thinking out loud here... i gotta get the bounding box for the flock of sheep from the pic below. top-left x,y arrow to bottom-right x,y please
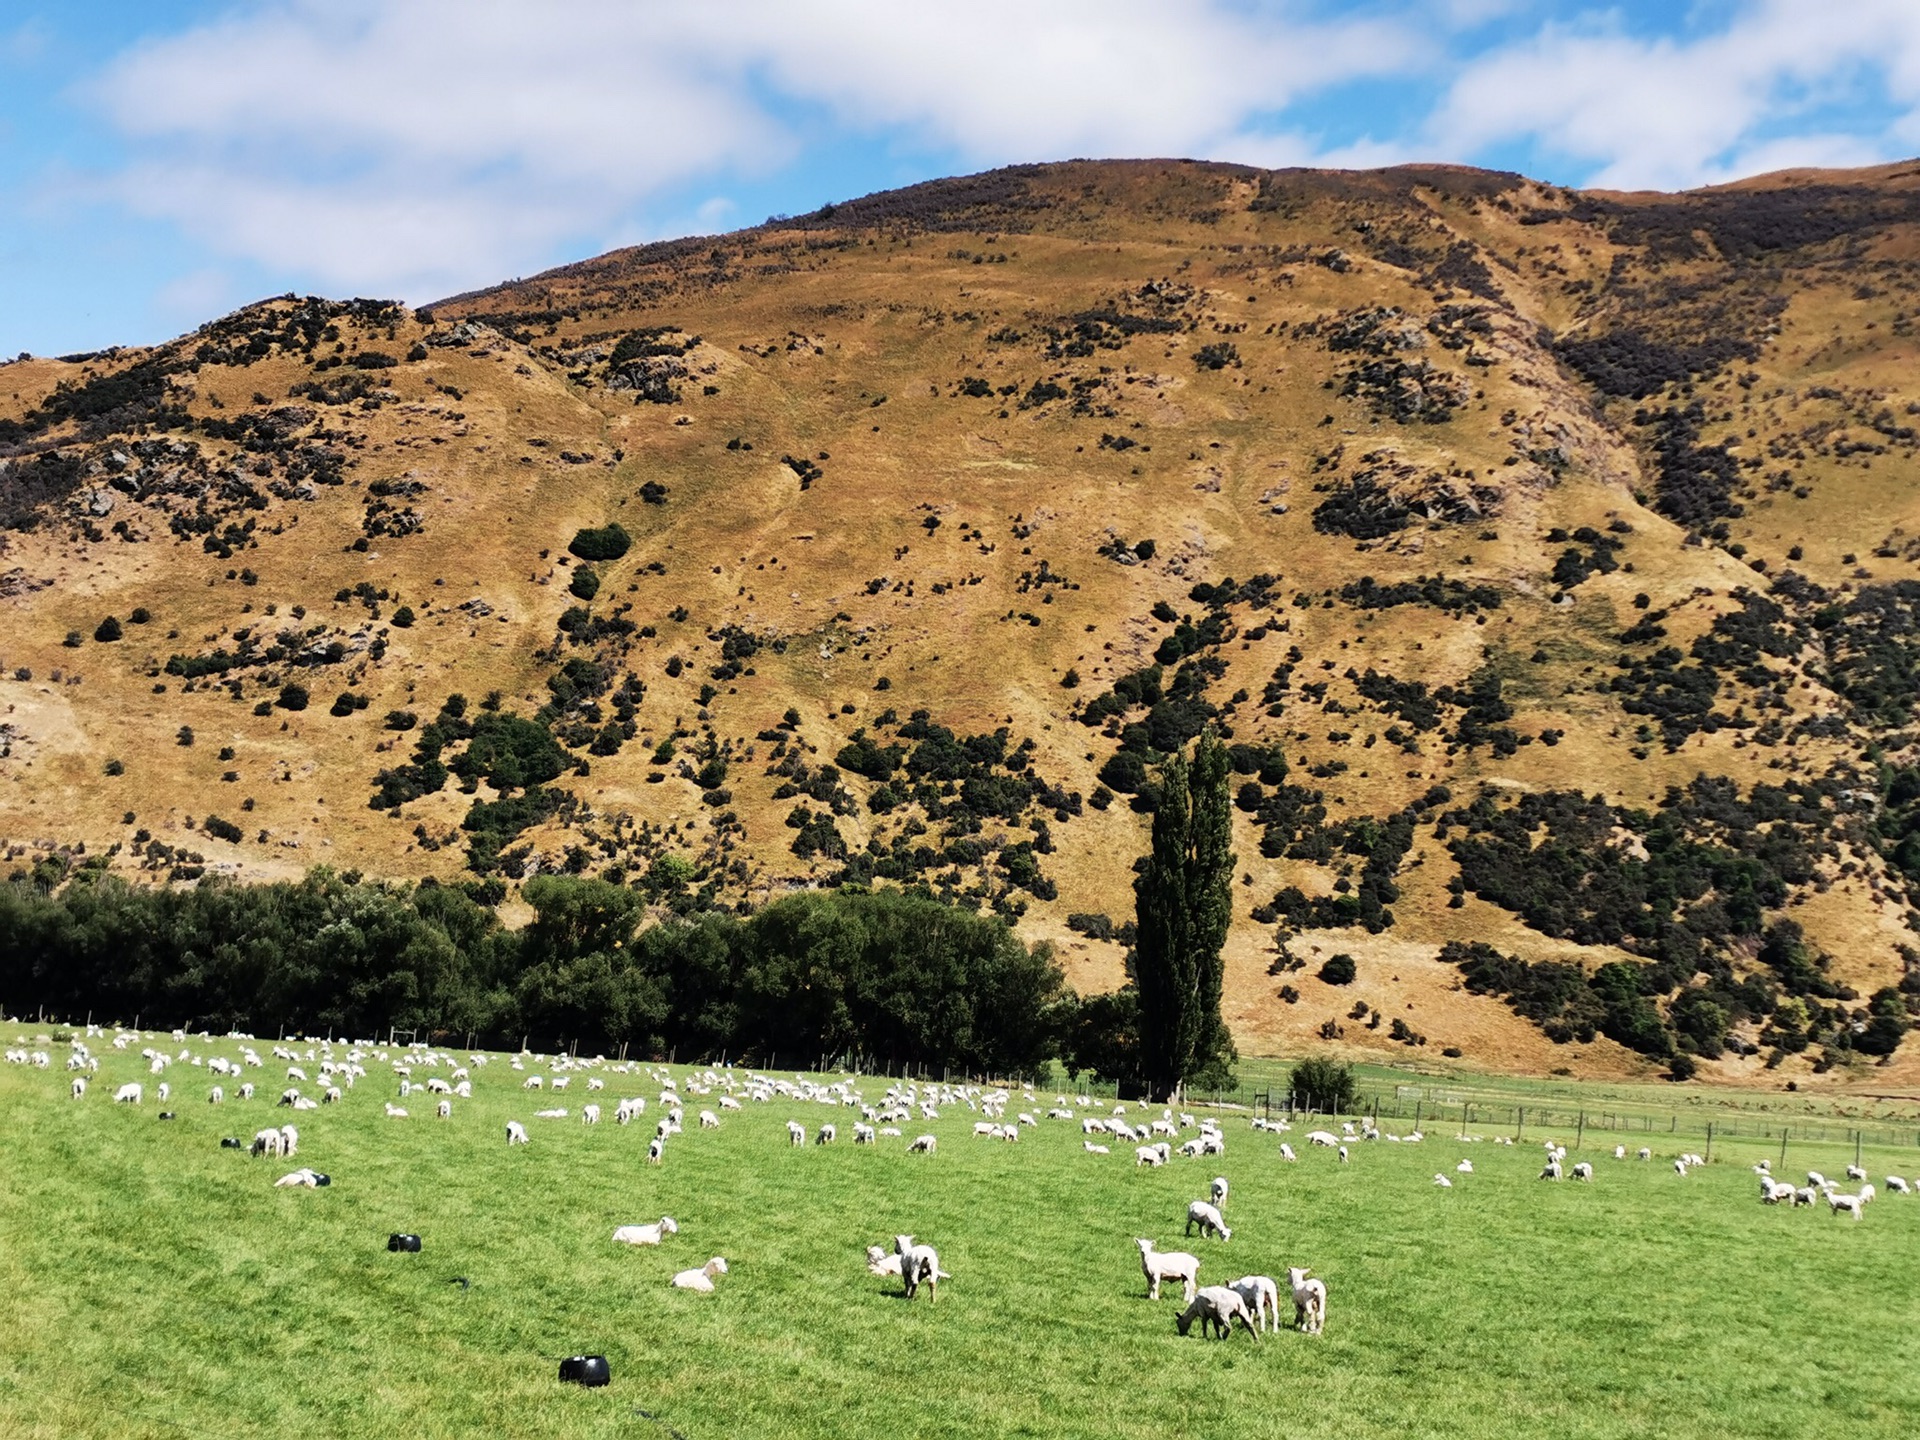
11,1022 -> 1908,1355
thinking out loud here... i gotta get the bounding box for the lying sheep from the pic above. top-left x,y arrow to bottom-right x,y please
894,1235 -> 943,1301
1185,1200 -> 1231,1242
1084,1141 -> 1110,1155
1227,1274 -> 1280,1333
671,1258 -> 728,1292
1176,1286 -> 1259,1340
865,1245 -> 902,1277
1136,1238 -> 1200,1304
274,1168 -> 320,1188
1433,1173 -> 1453,1188
1288,1267 -> 1327,1334
613,1217 -> 679,1246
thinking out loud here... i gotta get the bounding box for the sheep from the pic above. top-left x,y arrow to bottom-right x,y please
1761,1179 -> 1797,1204
670,1258 -> 728,1292
1177,1285 -> 1260,1340
208,1085 -> 224,1106
1846,1163 -> 1868,1182
700,1110 -> 719,1129
1184,1200 -> 1231,1243
648,1137 -> 665,1165
250,1128 -> 283,1158
1859,1183 -> 1876,1205
523,1076 -> 543,1090
852,1123 -> 876,1144
1456,1160 -> 1473,1174
1279,1143 -> 1296,1161
536,1108 -> 568,1120
1673,1158 -> 1688,1176
1227,1274 -> 1280,1333
1136,1238 -> 1200,1303
1084,1141 -> 1111,1155
239,1083 -> 255,1101
1829,1192 -> 1865,1221
1433,1173 -> 1453,1188
1209,1176 -> 1229,1208
274,1168 -> 320,1188
1793,1186 -> 1819,1207
505,1120 -> 529,1145
613,1217 -> 679,1246
816,1123 -> 836,1145
787,1120 -> 806,1146
894,1235 -> 942,1301
155,1083 -> 171,1103
279,1124 -> 298,1156
581,1104 -> 601,1125
384,1103 -> 409,1119
1136,1145 -> 1166,1167
1288,1267 -> 1327,1334
865,1244 -> 904,1276
1637,1147 -> 1651,1161
1886,1176 -> 1911,1194
1540,1160 -> 1562,1181
1614,1145 -> 1627,1160
719,1095 -> 742,1111
1571,1162 -> 1594,1182
322,1086 -> 342,1104
1307,1130 -> 1339,1147
1338,1146 -> 1349,1163
71,1077 -> 87,1099
1807,1171 -> 1827,1189
437,1099 -> 452,1119
907,1134 -> 937,1154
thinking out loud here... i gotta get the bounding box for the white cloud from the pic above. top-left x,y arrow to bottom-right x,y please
73,0 -> 1421,301
1430,0 -> 1920,190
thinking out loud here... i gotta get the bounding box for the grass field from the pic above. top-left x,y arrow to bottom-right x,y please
3,1031 -> 1919,1440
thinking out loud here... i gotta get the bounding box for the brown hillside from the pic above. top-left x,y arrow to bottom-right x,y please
6,158 -> 1920,1088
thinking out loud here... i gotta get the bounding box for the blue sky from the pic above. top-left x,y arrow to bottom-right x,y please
4,1 -> 1919,358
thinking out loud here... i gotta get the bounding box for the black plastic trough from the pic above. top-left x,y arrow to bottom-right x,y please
558,1355 -> 610,1387
388,1233 -> 422,1252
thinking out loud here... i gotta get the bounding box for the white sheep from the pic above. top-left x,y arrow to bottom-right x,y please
1637,1147 -> 1651,1161
865,1244 -> 903,1276
1807,1170 -> 1827,1188
907,1134 -> 937,1154
1793,1186 -> 1819,1207
239,1083 -> 255,1101
700,1110 -> 719,1129
1673,1158 -> 1688,1176
1433,1173 -> 1453,1188
648,1137 -> 666,1165
816,1123 -> 836,1145
156,1083 -> 170,1103
613,1217 -> 679,1246
1288,1266 -> 1327,1334
1614,1145 -> 1626,1160
1540,1160 -> 1562,1181
894,1235 -> 943,1301
1571,1162 -> 1593,1182
852,1123 -> 876,1144
1177,1285 -> 1260,1340
1084,1141 -> 1110,1155
1846,1164 -> 1868,1182
1136,1144 -> 1165,1167
1886,1176 -> 1911,1194
280,1124 -> 298,1156
384,1103 -> 409,1119
1136,1238 -> 1200,1303
274,1168 -> 320,1188
1829,1192 -> 1865,1221
670,1257 -> 728,1292
437,1099 -> 452,1119
787,1120 -> 806,1146
1279,1143 -> 1296,1161
250,1127 -> 283,1158
505,1120 -> 529,1145
1456,1160 -> 1473,1173
1210,1176 -> 1229,1208
1185,1200 -> 1231,1242
1227,1274 -> 1281,1333
1760,1178 -> 1797,1204
71,1077 -> 88,1099
208,1085 -> 224,1106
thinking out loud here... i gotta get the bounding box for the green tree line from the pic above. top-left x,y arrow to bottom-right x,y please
0,871 -> 1068,1077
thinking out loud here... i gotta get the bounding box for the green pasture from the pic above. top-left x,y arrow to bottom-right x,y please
2,1033 -> 1918,1439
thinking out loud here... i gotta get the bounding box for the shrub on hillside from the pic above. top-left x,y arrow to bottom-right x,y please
1318,953 -> 1357,985
568,523 -> 632,562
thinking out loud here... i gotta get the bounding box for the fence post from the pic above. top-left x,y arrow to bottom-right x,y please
1855,1131 -> 1863,1171
1576,1110 -> 1585,1151
1705,1122 -> 1713,1165
1779,1127 -> 1788,1169
1516,1105 -> 1525,1140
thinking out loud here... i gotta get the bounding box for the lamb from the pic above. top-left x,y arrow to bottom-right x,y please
700,1110 -> 719,1129
1136,1238 -> 1200,1303
505,1120 -> 530,1145
384,1103 -> 409,1118
1136,1145 -> 1166,1167
1279,1143 -> 1296,1161
648,1137 -> 666,1165
1287,1267 -> 1327,1334
894,1235 -> 942,1301
613,1217 -> 679,1246
1176,1285 -> 1260,1340
437,1100 -> 452,1119
1571,1162 -> 1594,1182
71,1077 -> 87,1099
787,1120 -> 806,1146
208,1086 -> 224,1106
816,1123 -> 836,1145
1540,1160 -> 1562,1181
670,1258 -> 728,1292
1227,1274 -> 1280,1333
1210,1176 -> 1229,1208
1185,1200 -> 1232,1242
907,1134 -> 937,1154
1084,1141 -> 1110,1155
274,1168 -> 321,1188
1433,1173 -> 1453,1188
865,1244 -> 903,1276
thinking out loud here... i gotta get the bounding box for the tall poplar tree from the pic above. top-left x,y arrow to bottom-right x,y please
1133,730 -> 1236,1100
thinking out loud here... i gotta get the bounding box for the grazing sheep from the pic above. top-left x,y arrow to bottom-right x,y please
279,1124 -> 298,1157
1185,1201 -> 1231,1242
1846,1164 -> 1868,1182
1571,1162 -> 1593,1182
71,1077 -> 87,1100
1227,1274 -> 1281,1333
1807,1171 -> 1827,1188
1210,1177 -> 1229,1208
648,1137 -> 665,1165
1136,1145 -> 1166,1167
1338,1145 -> 1349,1163
1279,1143 -> 1296,1161
1539,1160 -> 1562,1181
670,1258 -> 728,1292
894,1235 -> 943,1301
907,1134 -> 937,1154
250,1128 -> 283,1158
1886,1176 -> 1911,1194
1307,1130 -> 1339,1147
1761,1179 -> 1797,1204
816,1123 -> 836,1146
523,1076 -> 543,1090
1793,1186 -> 1819,1207
787,1120 -> 806,1146
239,1083 -> 254,1101
700,1110 -> 719,1129
1136,1238 -> 1200,1304
437,1100 -> 452,1119
1287,1267 -> 1327,1334
505,1120 -> 530,1145
1673,1158 -> 1689,1176
1637,1147 -> 1651,1161
613,1217 -> 679,1246
208,1086 -> 224,1106
1615,1145 -> 1627,1160
1177,1286 -> 1259,1340
156,1083 -> 170,1103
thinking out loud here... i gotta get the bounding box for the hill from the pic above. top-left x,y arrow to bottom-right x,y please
5,157 -> 1920,1087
